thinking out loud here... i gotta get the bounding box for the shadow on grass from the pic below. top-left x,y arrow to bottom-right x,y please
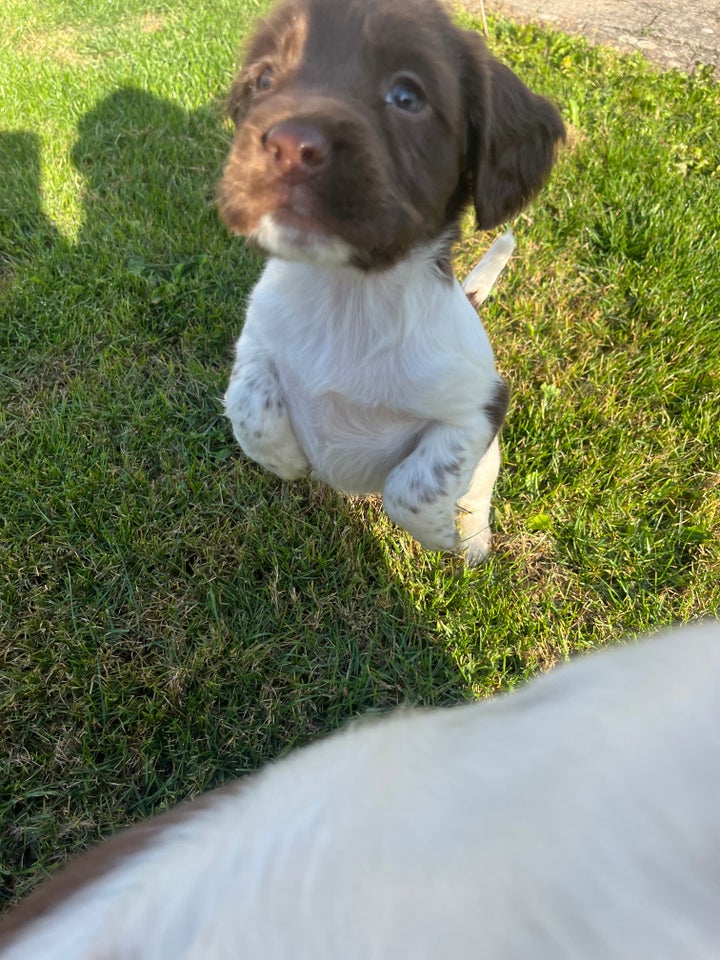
0,131 -> 68,286
1,88 -> 495,905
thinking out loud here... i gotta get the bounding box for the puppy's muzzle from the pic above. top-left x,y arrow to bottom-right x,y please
262,120 -> 331,184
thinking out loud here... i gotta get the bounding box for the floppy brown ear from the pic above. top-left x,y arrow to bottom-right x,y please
462,33 -> 565,230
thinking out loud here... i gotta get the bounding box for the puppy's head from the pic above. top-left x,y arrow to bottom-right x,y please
218,0 -> 565,270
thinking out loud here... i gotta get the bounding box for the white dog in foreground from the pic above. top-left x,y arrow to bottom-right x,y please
2,620 -> 719,959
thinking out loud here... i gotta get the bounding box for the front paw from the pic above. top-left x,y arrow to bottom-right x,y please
224,373 -> 310,481
230,418 -> 310,480
383,487 -> 459,553
249,447 -> 310,482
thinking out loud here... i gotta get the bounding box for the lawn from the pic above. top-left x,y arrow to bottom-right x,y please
1,0 -> 719,905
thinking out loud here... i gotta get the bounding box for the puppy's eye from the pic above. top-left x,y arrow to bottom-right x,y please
255,65 -> 274,93
384,77 -> 426,113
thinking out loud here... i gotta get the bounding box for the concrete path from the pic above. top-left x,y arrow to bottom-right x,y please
465,0 -> 719,74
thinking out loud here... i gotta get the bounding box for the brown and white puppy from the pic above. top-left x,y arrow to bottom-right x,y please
2,619 -> 720,959
218,0 -> 564,564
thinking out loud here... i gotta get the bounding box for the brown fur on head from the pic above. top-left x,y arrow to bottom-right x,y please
218,0 -> 565,270
459,31 -> 567,230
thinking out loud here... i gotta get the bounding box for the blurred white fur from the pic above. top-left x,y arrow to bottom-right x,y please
463,228 -> 515,305
2,619 -> 719,959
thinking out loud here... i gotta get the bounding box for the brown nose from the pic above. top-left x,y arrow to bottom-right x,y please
263,121 -> 330,181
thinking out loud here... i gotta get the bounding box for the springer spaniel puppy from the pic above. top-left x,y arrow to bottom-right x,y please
219,0 -> 565,563
2,619 -> 719,959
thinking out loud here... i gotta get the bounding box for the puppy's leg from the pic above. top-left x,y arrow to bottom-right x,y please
224,349 -> 310,481
383,425 -> 484,555
457,436 -> 501,566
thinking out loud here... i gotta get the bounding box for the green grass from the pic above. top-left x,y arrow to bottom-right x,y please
1,0 -> 719,906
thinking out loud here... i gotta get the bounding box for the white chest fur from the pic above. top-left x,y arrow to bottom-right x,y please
224,238 -> 510,562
